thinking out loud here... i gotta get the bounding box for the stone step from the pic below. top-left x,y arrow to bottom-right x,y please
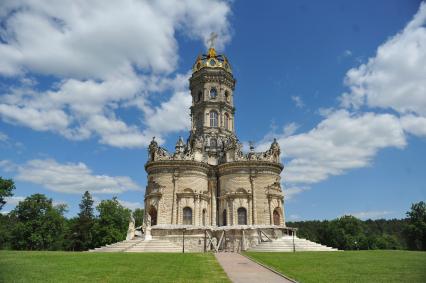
248,236 -> 338,252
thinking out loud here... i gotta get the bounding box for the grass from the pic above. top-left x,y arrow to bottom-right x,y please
0,251 -> 230,283
246,250 -> 426,283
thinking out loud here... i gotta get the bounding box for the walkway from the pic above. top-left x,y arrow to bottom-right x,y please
215,253 -> 294,283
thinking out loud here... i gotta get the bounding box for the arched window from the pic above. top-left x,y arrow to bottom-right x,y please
183,207 -> 192,225
202,209 -> 207,226
210,111 -> 218,127
224,113 -> 229,130
149,207 -> 157,226
197,91 -> 202,103
237,207 -> 247,225
225,91 -> 230,102
273,209 -> 280,225
210,88 -> 217,99
223,209 -> 227,226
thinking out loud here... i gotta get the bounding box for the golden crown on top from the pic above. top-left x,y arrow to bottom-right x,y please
192,47 -> 232,74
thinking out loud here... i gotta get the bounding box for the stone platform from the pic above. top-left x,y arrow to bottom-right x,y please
89,225 -> 337,253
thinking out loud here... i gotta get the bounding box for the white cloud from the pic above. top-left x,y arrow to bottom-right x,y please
285,186 -> 310,200
346,210 -> 392,220
341,2 -> 426,139
291,96 -> 305,108
4,196 -> 25,206
0,160 -> 18,172
400,115 -> 426,137
15,159 -> 141,194
0,0 -> 232,147
0,0 -> 231,78
118,200 -> 143,211
274,110 -> 406,185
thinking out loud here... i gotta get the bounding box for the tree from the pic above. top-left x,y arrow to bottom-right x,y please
404,201 -> 426,250
0,177 -> 16,210
0,213 -> 14,249
93,197 -> 131,247
69,191 -> 96,251
133,208 -> 144,227
10,194 -> 67,250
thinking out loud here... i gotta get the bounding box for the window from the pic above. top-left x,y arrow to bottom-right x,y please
237,207 -> 247,225
224,113 -> 229,130
210,111 -> 218,127
222,209 -> 227,226
210,88 -> 217,99
183,207 -> 192,225
225,91 -> 230,102
197,91 -> 202,103
273,209 -> 280,225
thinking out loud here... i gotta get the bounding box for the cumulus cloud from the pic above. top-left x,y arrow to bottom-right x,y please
341,2 -> 426,138
281,110 -> 405,185
13,159 -> 141,194
264,3 -> 426,199
0,0 -> 231,78
258,110 -> 406,198
0,0 -> 232,147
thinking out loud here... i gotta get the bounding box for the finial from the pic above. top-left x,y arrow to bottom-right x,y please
249,141 -> 255,152
207,32 -> 218,49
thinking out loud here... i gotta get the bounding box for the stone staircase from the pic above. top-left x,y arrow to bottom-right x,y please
89,237 -> 182,253
249,235 -> 338,252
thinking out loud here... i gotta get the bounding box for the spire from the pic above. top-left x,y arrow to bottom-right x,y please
175,136 -> 185,153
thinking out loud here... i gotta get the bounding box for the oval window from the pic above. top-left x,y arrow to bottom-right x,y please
210,88 -> 217,99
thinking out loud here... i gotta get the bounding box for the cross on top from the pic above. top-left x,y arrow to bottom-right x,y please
207,32 -> 218,48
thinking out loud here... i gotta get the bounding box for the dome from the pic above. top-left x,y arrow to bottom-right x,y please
192,47 -> 232,74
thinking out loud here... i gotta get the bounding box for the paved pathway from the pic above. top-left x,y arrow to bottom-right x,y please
215,253 -> 294,283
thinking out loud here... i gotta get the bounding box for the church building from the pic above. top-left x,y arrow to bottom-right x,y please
144,46 -> 285,232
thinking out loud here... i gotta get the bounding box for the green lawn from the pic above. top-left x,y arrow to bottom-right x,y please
0,251 -> 230,283
246,250 -> 426,283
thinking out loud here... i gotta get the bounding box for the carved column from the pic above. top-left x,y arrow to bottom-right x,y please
171,172 -> 179,224
247,196 -> 252,225
197,195 -> 201,226
250,174 -> 257,224
268,196 -> 273,225
226,199 -> 231,226
194,195 -> 198,225
176,197 -> 180,225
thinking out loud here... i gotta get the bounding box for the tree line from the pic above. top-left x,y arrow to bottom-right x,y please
288,201 -> 426,251
0,177 -> 144,251
1,177 -> 425,251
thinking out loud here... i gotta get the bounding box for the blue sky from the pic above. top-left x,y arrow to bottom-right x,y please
0,0 -> 425,221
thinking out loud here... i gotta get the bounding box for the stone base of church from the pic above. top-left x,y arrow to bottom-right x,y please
147,225 -> 296,252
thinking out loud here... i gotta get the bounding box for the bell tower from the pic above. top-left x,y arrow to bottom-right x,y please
188,46 -> 236,164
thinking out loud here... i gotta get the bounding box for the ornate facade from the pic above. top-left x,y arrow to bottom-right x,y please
144,47 -> 285,230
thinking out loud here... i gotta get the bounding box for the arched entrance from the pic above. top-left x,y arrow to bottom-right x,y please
273,209 -> 280,225
149,207 -> 157,226
237,207 -> 247,225
183,207 -> 192,225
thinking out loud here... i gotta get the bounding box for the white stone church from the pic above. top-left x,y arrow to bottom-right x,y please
92,46 -> 337,253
